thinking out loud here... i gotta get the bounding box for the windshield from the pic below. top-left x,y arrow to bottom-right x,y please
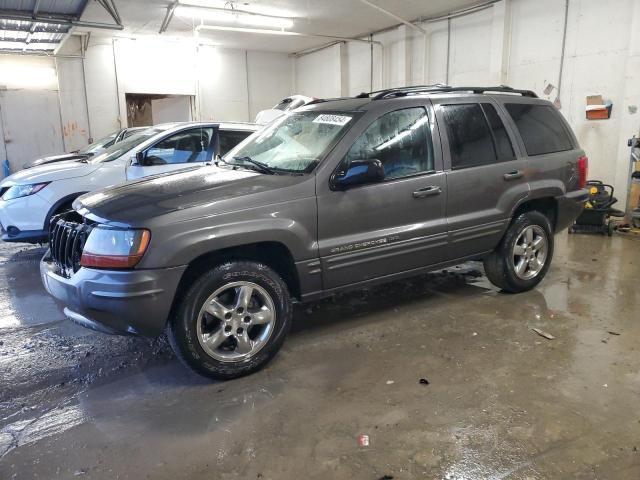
89,128 -> 164,163
80,132 -> 118,154
224,111 -> 356,173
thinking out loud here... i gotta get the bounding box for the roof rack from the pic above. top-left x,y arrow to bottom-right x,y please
356,84 -> 538,100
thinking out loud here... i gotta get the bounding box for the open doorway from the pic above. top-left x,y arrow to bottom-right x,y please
125,93 -> 195,127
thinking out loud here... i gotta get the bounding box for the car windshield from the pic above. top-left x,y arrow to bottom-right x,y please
80,132 -> 119,154
89,128 -> 164,163
223,111 -> 356,173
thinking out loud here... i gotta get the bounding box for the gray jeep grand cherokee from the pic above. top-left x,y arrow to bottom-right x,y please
41,85 -> 589,379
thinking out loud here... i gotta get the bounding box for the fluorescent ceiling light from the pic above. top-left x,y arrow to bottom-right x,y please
175,5 -> 293,29
196,25 -> 297,36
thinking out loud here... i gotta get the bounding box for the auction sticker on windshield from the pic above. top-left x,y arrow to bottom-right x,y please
313,114 -> 352,126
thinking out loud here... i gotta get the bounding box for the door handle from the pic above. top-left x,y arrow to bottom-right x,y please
412,186 -> 442,198
503,170 -> 524,181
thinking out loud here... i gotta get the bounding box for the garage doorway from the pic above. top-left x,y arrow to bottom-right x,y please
125,93 -> 194,127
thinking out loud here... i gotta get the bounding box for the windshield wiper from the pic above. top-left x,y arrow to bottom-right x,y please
229,156 -> 275,175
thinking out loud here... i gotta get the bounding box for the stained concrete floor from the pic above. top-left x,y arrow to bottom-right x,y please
0,233 -> 638,479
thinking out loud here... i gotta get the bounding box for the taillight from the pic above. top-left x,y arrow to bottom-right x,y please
578,155 -> 588,189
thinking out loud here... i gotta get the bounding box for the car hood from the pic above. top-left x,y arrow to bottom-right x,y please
24,153 -> 89,169
0,160 -> 101,186
76,165 -> 306,225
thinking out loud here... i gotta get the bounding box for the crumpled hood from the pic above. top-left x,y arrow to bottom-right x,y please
75,165 -> 305,225
0,160 -> 101,186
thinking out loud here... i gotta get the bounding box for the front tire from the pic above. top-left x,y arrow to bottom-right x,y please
167,261 -> 292,380
483,211 -> 554,293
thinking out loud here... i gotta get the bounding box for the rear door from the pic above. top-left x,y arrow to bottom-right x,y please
434,97 -> 529,259
126,126 -> 215,180
316,102 -> 448,290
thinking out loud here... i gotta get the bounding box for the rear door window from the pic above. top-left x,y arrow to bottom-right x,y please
481,103 -> 515,161
504,103 -> 573,155
441,104 -> 496,169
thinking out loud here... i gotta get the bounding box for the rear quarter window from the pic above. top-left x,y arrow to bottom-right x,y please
504,103 -> 574,156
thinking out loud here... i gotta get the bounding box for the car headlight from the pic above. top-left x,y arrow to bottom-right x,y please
80,226 -> 151,269
2,182 -> 49,201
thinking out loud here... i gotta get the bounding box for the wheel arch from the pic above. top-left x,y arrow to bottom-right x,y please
510,196 -> 559,232
43,192 -> 89,230
172,241 -> 302,314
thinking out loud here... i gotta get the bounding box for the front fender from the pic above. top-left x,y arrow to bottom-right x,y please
136,197 -> 318,268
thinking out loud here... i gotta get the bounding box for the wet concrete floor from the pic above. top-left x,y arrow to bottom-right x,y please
0,233 -> 639,479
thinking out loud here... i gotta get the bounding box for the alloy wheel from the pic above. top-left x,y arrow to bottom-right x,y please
196,281 -> 276,362
512,225 -> 548,280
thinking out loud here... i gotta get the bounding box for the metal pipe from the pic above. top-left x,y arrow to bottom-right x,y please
292,0 -> 497,57
177,3 -> 295,23
445,17 -> 451,84
356,0 -> 426,34
80,34 -> 92,140
556,0 -> 569,105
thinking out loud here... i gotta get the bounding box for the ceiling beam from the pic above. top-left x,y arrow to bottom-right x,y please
0,37 -> 58,43
159,1 -> 178,34
95,0 -> 122,26
356,0 -> 426,34
0,9 -> 124,30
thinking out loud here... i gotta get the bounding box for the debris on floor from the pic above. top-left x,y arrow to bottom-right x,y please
386,380 -> 394,385
608,330 -> 621,336
531,327 -> 555,340
419,378 -> 430,385
358,434 -> 370,447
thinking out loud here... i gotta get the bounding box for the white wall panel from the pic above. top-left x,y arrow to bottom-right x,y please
294,44 -> 341,98
247,51 -> 293,120
197,45 -> 249,122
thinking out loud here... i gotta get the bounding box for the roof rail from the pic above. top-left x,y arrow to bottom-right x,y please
356,84 -> 538,100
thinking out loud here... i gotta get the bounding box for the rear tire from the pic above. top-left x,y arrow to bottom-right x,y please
167,260 -> 292,380
483,211 -> 554,293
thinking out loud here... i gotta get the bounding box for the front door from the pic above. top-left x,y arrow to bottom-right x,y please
126,126 -> 215,180
316,104 -> 448,290
433,98 -> 529,259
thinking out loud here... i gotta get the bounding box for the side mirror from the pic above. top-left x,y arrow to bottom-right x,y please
332,158 -> 385,189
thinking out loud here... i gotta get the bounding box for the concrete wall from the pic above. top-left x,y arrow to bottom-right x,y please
294,0 -> 640,208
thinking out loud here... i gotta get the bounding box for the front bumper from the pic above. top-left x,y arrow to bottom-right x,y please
0,193 -> 50,242
40,251 -> 187,336
555,188 -> 589,231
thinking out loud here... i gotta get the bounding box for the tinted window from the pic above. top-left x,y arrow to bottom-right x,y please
218,130 -> 252,157
481,103 -> 515,161
344,107 -> 433,180
146,128 -> 213,165
504,103 -> 573,155
442,104 -> 495,169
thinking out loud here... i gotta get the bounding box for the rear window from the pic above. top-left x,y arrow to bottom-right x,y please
504,103 -> 574,156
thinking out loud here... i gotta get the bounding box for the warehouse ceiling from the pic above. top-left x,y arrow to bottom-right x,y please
74,0 -> 486,53
0,0 -> 122,53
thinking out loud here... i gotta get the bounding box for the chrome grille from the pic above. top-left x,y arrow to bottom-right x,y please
48,214 -> 93,277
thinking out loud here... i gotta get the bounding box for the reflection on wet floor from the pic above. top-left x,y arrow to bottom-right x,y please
0,234 -> 639,479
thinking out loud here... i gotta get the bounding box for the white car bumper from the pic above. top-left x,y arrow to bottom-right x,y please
0,193 -> 50,242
